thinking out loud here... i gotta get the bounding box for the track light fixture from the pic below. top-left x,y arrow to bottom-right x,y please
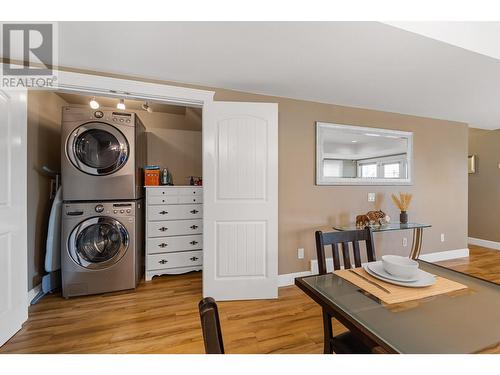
141,102 -> 153,113
116,99 -> 126,110
89,97 -> 100,109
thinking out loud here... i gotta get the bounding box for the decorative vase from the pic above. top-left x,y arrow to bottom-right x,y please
400,211 -> 408,224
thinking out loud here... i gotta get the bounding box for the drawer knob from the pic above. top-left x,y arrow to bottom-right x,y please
190,240 -> 198,245
190,209 -> 199,214
158,243 -> 168,248
190,225 -> 198,230
159,210 -> 168,215
190,256 -> 199,261
159,259 -> 168,264
159,227 -> 168,232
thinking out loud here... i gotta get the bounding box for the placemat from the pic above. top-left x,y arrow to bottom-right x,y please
334,267 -> 468,305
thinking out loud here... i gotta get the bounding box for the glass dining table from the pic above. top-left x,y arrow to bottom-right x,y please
333,223 -> 432,259
295,260 -> 500,353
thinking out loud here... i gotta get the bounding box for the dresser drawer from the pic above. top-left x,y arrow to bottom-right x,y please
147,250 -> 203,270
148,187 -> 202,196
148,219 -> 203,237
148,195 -> 203,205
147,196 -> 177,205
148,204 -> 203,221
147,235 -> 203,254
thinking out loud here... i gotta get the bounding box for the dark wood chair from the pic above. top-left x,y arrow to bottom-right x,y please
198,297 -> 225,354
315,228 -> 376,354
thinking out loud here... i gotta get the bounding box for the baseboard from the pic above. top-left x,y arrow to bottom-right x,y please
278,248 -> 470,287
278,260 -> 342,287
27,284 -> 41,306
418,248 -> 469,262
468,237 -> 500,250
278,270 -> 313,287
310,258 -> 337,274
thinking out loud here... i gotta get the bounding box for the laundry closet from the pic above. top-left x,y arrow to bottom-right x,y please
27,91 -> 203,299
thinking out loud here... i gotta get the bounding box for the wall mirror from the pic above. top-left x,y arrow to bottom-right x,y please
316,122 -> 413,185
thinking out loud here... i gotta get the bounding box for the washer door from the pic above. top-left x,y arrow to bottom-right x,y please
67,122 -> 129,176
68,217 -> 130,270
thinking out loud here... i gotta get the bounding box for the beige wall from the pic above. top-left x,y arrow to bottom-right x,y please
204,89 -> 469,274
35,67 -> 470,276
141,108 -> 202,185
468,128 -> 500,242
27,91 -> 67,289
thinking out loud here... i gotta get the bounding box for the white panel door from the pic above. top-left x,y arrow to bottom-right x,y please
203,102 -> 278,300
0,89 -> 28,346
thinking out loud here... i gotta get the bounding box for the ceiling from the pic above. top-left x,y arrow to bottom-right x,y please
386,22 -> 500,61
57,22 -> 500,129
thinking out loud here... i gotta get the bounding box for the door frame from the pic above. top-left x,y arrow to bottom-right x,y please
26,68 -> 215,300
56,70 -> 215,107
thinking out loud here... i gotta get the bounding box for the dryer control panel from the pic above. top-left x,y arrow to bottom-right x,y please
111,111 -> 133,124
62,106 -> 136,127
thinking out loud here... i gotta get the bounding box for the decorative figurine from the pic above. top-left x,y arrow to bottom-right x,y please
356,210 -> 389,228
355,214 -> 370,228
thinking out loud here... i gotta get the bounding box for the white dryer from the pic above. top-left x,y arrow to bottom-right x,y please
61,106 -> 146,201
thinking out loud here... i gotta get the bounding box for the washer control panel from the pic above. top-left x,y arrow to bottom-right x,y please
111,203 -> 133,215
64,202 -> 136,217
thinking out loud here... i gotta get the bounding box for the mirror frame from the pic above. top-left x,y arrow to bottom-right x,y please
315,122 -> 414,186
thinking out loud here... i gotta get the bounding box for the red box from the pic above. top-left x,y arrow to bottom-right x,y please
144,170 -> 160,186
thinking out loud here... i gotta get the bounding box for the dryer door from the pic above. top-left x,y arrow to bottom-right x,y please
68,217 -> 130,270
67,122 -> 129,176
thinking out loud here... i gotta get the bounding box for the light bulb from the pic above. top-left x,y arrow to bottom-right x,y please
142,102 -> 153,113
117,99 -> 126,110
89,97 -> 99,109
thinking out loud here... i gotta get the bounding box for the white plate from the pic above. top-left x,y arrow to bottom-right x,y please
363,263 -> 436,288
367,261 -> 419,282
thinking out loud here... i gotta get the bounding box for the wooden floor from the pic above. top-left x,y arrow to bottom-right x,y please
435,245 -> 500,284
0,245 -> 498,354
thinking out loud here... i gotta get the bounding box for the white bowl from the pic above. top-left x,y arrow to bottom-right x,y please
381,255 -> 419,279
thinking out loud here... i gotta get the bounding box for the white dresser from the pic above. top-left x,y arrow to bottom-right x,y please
145,186 -> 203,281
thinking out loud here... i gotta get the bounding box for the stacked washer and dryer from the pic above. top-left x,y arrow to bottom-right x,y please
61,107 -> 146,298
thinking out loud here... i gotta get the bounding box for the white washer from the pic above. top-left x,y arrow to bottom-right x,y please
61,106 -> 146,201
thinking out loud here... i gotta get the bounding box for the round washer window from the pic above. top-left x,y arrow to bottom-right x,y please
69,217 -> 129,270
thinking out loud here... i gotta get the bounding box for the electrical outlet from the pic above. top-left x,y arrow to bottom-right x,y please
297,248 -> 305,259
402,237 -> 408,247
441,233 -> 445,242
368,193 -> 376,202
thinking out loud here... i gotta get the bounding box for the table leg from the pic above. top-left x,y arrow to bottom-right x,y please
322,309 -> 334,354
409,227 -> 423,259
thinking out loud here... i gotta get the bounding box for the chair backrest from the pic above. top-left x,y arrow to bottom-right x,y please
315,228 -> 375,274
198,297 -> 225,354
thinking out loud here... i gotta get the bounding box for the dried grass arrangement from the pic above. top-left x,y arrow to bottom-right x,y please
391,192 -> 413,212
